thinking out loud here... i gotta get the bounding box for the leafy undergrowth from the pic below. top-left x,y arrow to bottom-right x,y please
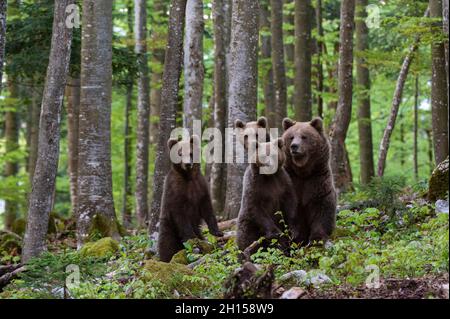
1,194 -> 448,299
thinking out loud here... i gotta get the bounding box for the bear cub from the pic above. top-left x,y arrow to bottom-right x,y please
158,135 -> 223,262
282,117 -> 337,245
237,138 -> 297,255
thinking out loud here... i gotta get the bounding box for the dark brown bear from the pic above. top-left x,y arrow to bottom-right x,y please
158,136 -> 223,262
236,138 -> 297,254
282,117 -> 336,245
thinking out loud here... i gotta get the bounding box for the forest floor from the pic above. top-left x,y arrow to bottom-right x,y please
0,180 -> 449,299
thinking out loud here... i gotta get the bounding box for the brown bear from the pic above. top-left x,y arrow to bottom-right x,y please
282,117 -> 336,245
236,138 -> 297,256
158,135 -> 223,262
234,116 -> 271,150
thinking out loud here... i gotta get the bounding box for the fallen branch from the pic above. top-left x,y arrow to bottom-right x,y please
0,266 -> 26,291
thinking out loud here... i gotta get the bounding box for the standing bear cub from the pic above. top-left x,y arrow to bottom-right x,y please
282,117 -> 336,245
158,135 -> 223,262
237,138 -> 297,255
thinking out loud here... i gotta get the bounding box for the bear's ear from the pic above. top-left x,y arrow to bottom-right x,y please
257,116 -> 268,128
310,117 -> 324,134
275,138 -> 284,149
190,134 -> 200,145
282,118 -> 296,131
235,119 -> 245,129
167,138 -> 178,151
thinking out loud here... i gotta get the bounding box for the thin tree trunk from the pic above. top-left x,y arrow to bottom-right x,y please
356,0 -> 374,185
148,0 -> 188,234
123,83 -> 133,228
149,0 -> 167,145
27,86 -> 41,181
443,0 -> 449,87
260,0 -> 275,127
22,0 -> 74,262
284,0 -> 295,112
377,8 -> 429,177
315,0 -> 324,118
413,76 -> 419,180
329,0 -> 355,194
3,81 -> 19,231
430,0 -> 449,165
66,76 -> 80,218
77,0 -> 120,245
294,0 -> 312,121
211,0 -> 230,215
135,0 -> 151,228
0,0 -> 6,90
271,0 -> 287,129
224,0 -> 259,219
183,0 -> 204,130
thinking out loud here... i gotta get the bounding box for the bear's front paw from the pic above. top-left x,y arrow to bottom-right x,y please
211,230 -> 224,237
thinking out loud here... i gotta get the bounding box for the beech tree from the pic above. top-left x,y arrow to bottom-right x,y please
22,0 -> 74,262
0,0 -> 6,89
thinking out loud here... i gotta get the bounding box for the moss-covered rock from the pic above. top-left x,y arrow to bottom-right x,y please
184,238 -> 214,254
170,250 -> 189,265
11,218 -> 26,237
79,237 -> 119,259
429,157 -> 449,201
141,260 -> 209,296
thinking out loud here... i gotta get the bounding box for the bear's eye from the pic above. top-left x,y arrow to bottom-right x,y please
289,136 -> 294,141
301,135 -> 307,140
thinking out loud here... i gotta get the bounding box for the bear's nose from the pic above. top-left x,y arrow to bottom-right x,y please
290,143 -> 299,152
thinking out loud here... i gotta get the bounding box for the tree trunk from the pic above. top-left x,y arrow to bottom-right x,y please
123,83 -> 133,228
443,0 -> 449,87
27,86 -> 42,181
135,0 -> 151,228
377,8 -> 429,177
211,0 -> 231,215
148,0 -> 187,234
430,0 -> 449,165
294,0 -> 313,121
224,0 -> 259,219
329,0 -> 355,194
315,0 -> 324,118
271,0 -> 287,129
3,81 -> 19,231
426,128 -> 434,174
413,76 -> 419,181
149,0 -> 167,145
77,0 -> 120,245
183,0 -> 204,130
260,0 -> 276,127
355,0 -> 374,185
22,0 -> 74,262
66,76 -> 80,218
0,0 -> 6,90
284,0 -> 294,111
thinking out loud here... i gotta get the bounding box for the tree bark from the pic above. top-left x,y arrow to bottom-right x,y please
260,0 -> 276,127
183,0 -> 204,130
294,0 -> 313,121
211,0 -> 231,215
3,81 -> 19,231
443,0 -> 449,87
315,0 -> 324,118
224,0 -> 259,219
430,0 -> 449,165
27,86 -> 42,181
149,0 -> 167,145
355,0 -> 374,185
66,76 -> 80,218
377,8 -> 429,177
413,76 -> 419,181
271,0 -> 287,129
22,0 -> 74,262
135,0 -> 151,228
123,83 -> 133,228
148,0 -> 187,234
329,0 -> 355,194
284,0 -> 295,111
77,0 -> 120,245
0,0 -> 6,90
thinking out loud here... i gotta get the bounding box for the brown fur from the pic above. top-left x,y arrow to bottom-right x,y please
158,136 -> 223,262
235,117 -> 271,150
282,117 -> 337,244
236,138 -> 297,253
